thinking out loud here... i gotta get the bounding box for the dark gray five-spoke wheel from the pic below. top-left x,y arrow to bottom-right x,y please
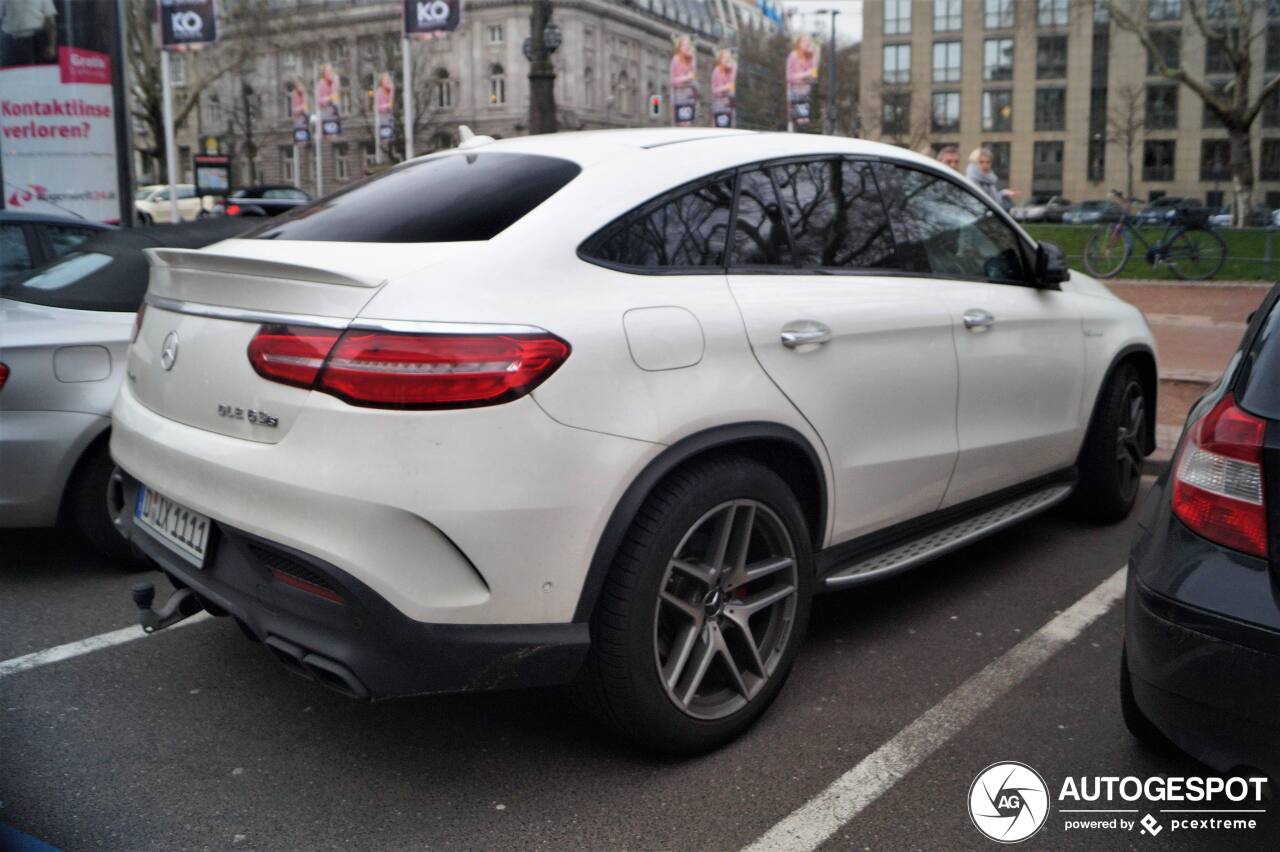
1116,381 -> 1145,505
654,499 -> 799,720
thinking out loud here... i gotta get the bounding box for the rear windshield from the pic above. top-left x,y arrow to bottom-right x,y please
248,152 -> 581,243
0,251 -> 140,313
1239,289 -> 1280,420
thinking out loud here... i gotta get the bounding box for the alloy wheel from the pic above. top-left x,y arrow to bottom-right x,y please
1116,382 -> 1145,504
652,499 -> 799,721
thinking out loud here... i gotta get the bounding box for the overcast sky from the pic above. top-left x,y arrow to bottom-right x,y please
784,1 -> 864,45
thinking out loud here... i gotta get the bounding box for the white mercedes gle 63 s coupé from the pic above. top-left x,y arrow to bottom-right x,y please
111,129 -> 1156,753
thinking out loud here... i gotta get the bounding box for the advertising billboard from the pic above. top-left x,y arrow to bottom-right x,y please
158,0 -> 217,50
375,71 -> 395,142
786,34 -> 820,127
670,34 -> 697,127
315,63 -> 341,136
0,0 -> 127,222
402,0 -> 461,38
710,48 -> 737,129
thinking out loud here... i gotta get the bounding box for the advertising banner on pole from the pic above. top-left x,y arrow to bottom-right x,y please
711,48 -> 737,129
670,34 -> 697,126
0,0 -> 125,222
315,63 -> 341,136
402,0 -> 462,38
193,153 -> 229,196
786,34 -> 820,127
375,71 -> 395,142
289,78 -> 310,144
159,0 -> 218,50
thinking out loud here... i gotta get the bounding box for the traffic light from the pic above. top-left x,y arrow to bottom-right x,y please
649,94 -> 662,118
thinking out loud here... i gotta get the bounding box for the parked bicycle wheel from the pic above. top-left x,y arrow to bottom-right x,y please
1083,225 -> 1132,278
1163,226 -> 1226,281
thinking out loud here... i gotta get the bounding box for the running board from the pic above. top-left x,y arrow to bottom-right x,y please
823,484 -> 1074,590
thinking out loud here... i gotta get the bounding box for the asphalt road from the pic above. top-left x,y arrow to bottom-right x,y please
2,479 -> 1276,851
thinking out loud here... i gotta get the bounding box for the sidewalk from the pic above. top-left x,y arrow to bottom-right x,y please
1108,280 -> 1272,472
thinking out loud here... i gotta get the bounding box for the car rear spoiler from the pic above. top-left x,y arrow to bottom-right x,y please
144,248 -> 385,289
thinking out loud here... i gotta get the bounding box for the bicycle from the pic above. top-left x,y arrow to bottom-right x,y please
1082,191 -> 1227,280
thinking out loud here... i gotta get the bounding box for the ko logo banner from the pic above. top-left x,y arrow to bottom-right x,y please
403,0 -> 462,37
160,0 -> 218,49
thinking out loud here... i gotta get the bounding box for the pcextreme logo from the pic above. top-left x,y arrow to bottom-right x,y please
968,762 -> 1051,843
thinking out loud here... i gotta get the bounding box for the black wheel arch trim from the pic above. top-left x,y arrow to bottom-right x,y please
572,421 -> 828,623
1078,343 -> 1158,462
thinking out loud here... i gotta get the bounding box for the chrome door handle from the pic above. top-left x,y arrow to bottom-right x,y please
962,309 -> 996,332
780,320 -> 832,349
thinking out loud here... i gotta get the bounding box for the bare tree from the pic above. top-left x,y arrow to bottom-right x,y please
127,0 -> 271,182
1105,0 -> 1280,225
735,26 -> 790,131
225,75 -> 264,185
1106,84 -> 1145,199
858,90 -> 932,152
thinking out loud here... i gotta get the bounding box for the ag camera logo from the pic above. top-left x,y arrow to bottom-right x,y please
417,1 -> 451,26
171,10 -> 204,38
969,762 -> 1050,843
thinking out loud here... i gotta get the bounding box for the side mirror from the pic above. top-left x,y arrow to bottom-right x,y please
1035,240 -> 1070,286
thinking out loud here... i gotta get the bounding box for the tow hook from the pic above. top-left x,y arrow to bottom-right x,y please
131,582 -> 203,633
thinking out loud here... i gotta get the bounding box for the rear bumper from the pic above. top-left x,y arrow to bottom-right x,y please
1125,572 -> 1280,781
119,470 -> 589,699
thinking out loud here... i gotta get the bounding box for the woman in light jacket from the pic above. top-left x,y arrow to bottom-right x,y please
966,147 -> 1016,209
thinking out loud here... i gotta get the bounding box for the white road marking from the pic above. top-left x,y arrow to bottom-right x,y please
0,612 -> 212,678
743,565 -> 1129,852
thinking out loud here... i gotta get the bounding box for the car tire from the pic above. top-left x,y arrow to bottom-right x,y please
1072,363 -> 1146,523
578,456 -> 814,754
136,212 -> 151,226
1120,645 -> 1175,754
69,442 -> 142,568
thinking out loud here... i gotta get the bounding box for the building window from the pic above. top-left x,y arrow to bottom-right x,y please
434,68 -> 453,109
1265,87 -> 1280,127
1146,83 -> 1178,129
1033,141 -> 1064,188
884,43 -> 912,84
363,143 -> 376,169
933,41 -> 961,83
339,76 -> 351,115
208,94 -> 222,128
1094,0 -> 1110,24
983,38 -> 1014,81
489,64 -> 506,105
279,146 -> 294,182
1036,35 -> 1068,78
983,90 -> 1013,131
170,54 -> 187,87
1035,88 -> 1066,130
329,39 -> 347,61
1090,86 -> 1108,133
1204,84 -> 1227,128
986,141 -> 1011,180
985,0 -> 1014,28
1201,139 -> 1231,181
1205,31 -> 1236,75
934,0 -> 961,32
1038,0 -> 1069,27
488,24 -> 504,44
335,143 -> 348,181
885,0 -> 911,35
1088,137 -> 1106,181
1262,140 -> 1280,180
931,91 -> 961,132
1143,140 -> 1176,181
883,91 -> 911,135
1148,29 -> 1180,73
1149,0 -> 1182,21
1269,26 -> 1280,72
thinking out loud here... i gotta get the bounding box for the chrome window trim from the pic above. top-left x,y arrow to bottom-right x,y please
145,295 -> 551,336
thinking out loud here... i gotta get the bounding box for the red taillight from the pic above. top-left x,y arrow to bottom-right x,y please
0,362 -> 9,392
132,303 -> 147,343
247,325 -> 341,389
226,204 -> 241,216
246,325 -> 570,409
1171,393 -> 1268,558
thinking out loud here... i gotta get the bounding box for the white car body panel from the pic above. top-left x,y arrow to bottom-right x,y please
110,130 -> 1156,632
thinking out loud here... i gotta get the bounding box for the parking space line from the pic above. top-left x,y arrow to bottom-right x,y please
742,564 -> 1128,852
0,612 -> 211,679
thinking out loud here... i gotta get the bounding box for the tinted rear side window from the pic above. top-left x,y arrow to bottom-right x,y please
771,159 -> 896,270
249,153 -> 580,242
1239,290 -> 1280,420
582,173 -> 734,268
0,251 -> 142,312
732,168 -> 791,267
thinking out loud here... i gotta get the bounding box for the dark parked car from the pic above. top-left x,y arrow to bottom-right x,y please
0,212 -> 112,284
1123,281 -> 1280,783
1062,199 -> 1122,224
1134,196 -> 1205,227
213,185 -> 312,218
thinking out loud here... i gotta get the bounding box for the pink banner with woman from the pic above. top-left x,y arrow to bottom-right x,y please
670,34 -> 697,126
711,48 -> 737,129
315,62 -> 341,136
786,34 -> 820,127
290,77 -> 309,144
375,71 -> 395,142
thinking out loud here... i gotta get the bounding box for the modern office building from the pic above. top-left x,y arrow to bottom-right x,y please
860,0 -> 1280,209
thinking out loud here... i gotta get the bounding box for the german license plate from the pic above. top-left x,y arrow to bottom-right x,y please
134,484 -> 211,567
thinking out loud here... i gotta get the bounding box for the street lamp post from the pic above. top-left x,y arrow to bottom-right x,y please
814,8 -> 839,135
528,1 -> 558,134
